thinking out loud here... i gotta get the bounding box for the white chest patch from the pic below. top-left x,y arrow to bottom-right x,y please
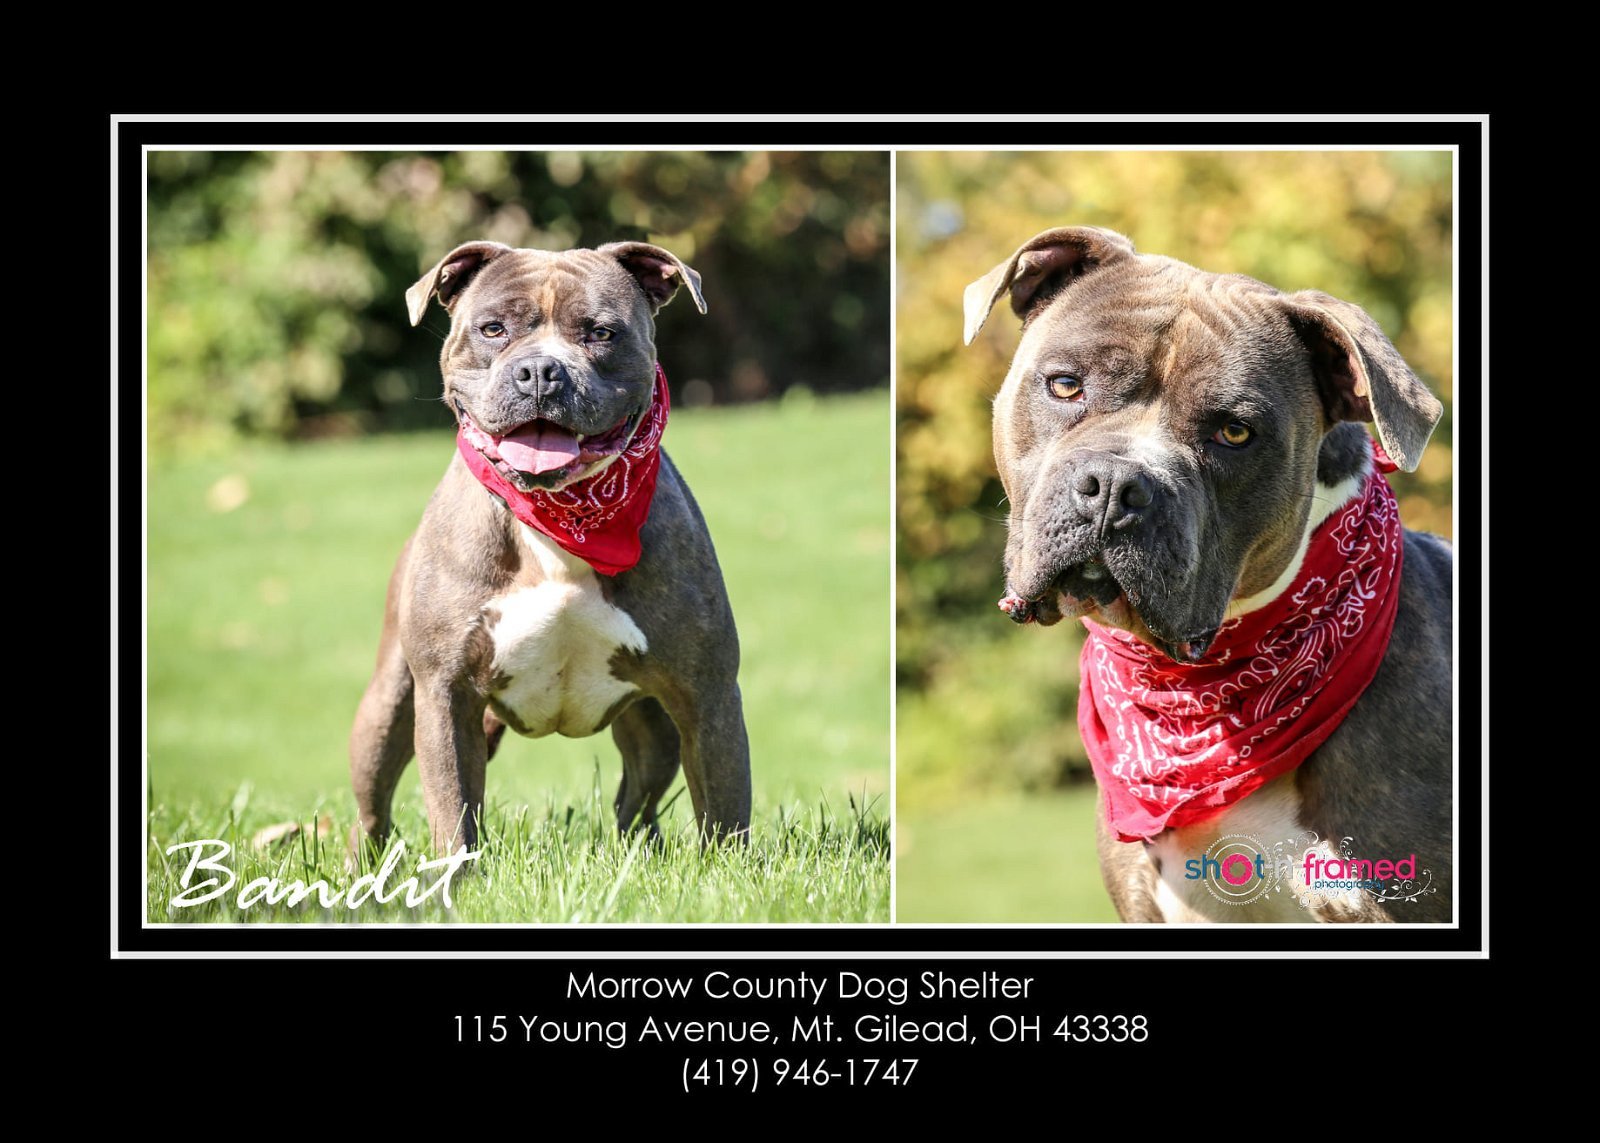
483,525 -> 647,738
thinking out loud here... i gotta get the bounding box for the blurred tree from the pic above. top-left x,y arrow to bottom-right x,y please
148,151 -> 890,450
897,151 -> 1454,805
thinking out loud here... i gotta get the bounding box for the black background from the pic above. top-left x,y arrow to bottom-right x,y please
113,115 -> 1492,1090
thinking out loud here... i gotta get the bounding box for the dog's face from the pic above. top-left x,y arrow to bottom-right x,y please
966,227 -> 1442,663
407,241 -> 705,491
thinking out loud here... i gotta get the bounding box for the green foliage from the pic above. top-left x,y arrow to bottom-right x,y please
146,394 -> 890,922
148,152 -> 890,450
896,151 -> 1455,808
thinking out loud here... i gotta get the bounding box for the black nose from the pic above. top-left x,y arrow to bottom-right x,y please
509,356 -> 569,398
1068,453 -> 1156,531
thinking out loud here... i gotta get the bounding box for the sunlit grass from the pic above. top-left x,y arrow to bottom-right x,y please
146,392 -> 890,923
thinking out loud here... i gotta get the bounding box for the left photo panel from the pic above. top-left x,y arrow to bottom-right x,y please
146,151 -> 892,923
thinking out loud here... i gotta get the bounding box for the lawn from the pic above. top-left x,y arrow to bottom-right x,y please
145,391 -> 890,923
895,787 -> 1118,923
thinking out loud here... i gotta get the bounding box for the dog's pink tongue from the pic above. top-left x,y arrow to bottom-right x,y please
496,424 -> 580,474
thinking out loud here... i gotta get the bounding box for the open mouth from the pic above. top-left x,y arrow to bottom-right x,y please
456,402 -> 638,491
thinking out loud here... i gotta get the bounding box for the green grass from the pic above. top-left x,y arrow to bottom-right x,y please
895,788 -> 1118,922
146,391 -> 890,923
895,611 -> 1116,921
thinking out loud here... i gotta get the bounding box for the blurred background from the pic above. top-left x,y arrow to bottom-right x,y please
148,151 -> 890,450
895,151 -> 1454,921
146,151 -> 892,920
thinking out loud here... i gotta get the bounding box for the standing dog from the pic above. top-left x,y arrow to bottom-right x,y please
350,240 -> 750,856
966,227 -> 1451,922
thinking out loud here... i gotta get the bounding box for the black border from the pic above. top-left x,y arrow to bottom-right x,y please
115,117 -> 1485,955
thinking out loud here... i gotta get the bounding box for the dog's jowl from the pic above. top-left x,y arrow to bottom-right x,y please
966,226 -> 1452,923
349,241 -> 751,856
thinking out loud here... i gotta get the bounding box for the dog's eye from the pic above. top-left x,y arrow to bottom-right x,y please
480,322 -> 506,338
589,327 -> 615,343
1047,375 -> 1084,401
1212,420 -> 1254,448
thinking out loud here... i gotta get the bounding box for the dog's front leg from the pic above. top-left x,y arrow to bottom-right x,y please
412,678 -> 489,856
1096,810 -> 1167,922
665,680 -> 751,843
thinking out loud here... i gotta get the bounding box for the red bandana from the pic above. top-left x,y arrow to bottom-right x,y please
456,364 -> 670,576
1080,442 -> 1404,842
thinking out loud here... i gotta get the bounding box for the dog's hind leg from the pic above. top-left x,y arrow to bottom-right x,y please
349,541 -> 417,862
348,638 -> 414,861
610,697 -> 681,840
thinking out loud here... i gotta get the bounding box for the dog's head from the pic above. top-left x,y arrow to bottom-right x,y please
407,241 -> 705,491
966,226 -> 1442,662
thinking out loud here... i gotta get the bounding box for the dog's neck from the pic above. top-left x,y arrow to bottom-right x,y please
1228,434 -> 1375,619
1081,435 -> 1405,842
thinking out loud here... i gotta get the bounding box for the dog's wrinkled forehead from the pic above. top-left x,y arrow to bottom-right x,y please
406,239 -> 707,330
1026,255 -> 1265,345
459,250 -> 646,327
1015,256 -> 1294,397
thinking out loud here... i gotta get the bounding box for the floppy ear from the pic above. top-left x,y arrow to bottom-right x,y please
962,226 -> 1135,345
404,241 -> 513,327
598,241 -> 707,315
1283,290 -> 1444,472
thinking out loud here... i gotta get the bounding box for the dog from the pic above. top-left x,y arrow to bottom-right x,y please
964,226 -> 1452,922
349,240 -> 751,857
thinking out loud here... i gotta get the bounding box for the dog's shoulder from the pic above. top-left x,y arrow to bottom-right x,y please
1395,528 -> 1453,658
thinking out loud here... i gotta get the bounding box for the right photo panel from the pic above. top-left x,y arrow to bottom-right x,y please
896,150 -> 1455,923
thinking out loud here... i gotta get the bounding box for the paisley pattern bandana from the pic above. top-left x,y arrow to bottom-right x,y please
1080,441 -> 1404,842
456,363 -> 670,576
